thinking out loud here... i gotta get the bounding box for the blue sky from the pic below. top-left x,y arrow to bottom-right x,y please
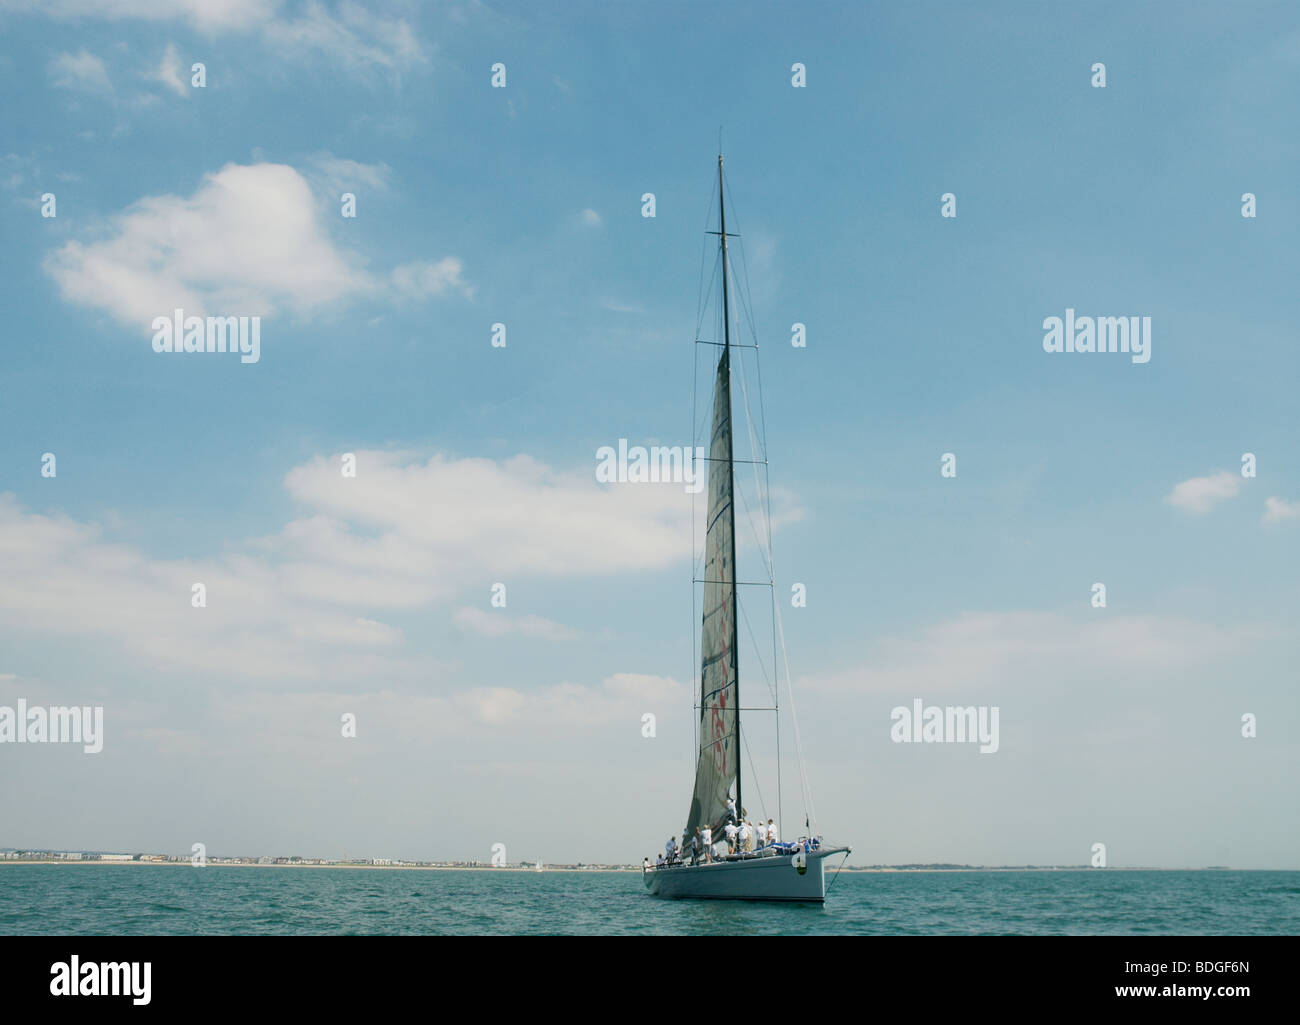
0,1 -> 1297,869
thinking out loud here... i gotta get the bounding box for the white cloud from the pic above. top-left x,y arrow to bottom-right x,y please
0,449 -> 695,681
197,672 -> 687,763
1263,496 -> 1300,524
306,153 -> 391,194
146,42 -> 188,97
0,493 -> 420,681
600,300 -> 645,314
280,450 -> 692,582
9,1 -> 425,70
259,2 -> 423,71
12,0 -> 271,30
1165,470 -> 1241,513
580,208 -> 601,227
0,153 -> 39,190
390,258 -> 471,300
48,49 -> 111,92
805,610 -> 1267,697
370,672 -> 683,734
443,672 -> 685,730
43,162 -> 467,327
453,607 -> 579,641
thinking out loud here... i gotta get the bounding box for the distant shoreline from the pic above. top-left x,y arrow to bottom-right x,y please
0,860 -> 1272,872
0,860 -> 611,872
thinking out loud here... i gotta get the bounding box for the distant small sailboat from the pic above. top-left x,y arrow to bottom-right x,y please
535,861 -> 544,872
644,155 -> 849,903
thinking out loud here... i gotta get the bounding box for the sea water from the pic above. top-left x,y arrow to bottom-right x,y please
1,865 -> 1295,935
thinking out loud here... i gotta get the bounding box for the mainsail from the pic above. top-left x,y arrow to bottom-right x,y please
684,348 -> 739,842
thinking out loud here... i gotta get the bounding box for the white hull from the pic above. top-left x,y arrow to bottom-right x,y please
643,847 -> 848,902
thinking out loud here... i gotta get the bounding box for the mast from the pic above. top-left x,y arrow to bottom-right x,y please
718,153 -> 741,823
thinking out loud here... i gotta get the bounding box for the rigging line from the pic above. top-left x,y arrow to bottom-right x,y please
721,166 -> 789,837
693,177 -> 717,337
732,238 -> 761,353
766,509 -> 815,835
733,350 -> 777,589
691,363 -> 704,588
776,595 -> 815,833
691,469 -> 697,765
725,230 -> 769,469
719,196 -> 789,833
694,252 -> 721,348
691,274 -> 725,587
722,245 -> 767,485
717,174 -> 806,833
719,177 -> 759,349
735,240 -> 769,462
825,850 -> 851,896
720,164 -> 806,843
739,727 -> 766,824
693,264 -> 723,450
691,286 -> 720,452
731,343 -> 782,616
734,310 -> 767,484
693,402 -> 712,463
690,411 -> 724,584
731,231 -> 783,832
723,254 -> 776,584
739,379 -> 812,830
714,163 -> 808,840
720,175 -> 769,461
728,211 -> 785,833
738,596 -> 775,706
732,233 -> 762,349
735,242 -> 761,343
736,242 -> 761,350
734,462 -> 776,587
690,228 -> 706,770
727,229 -> 815,836
689,163 -> 726,744
690,372 -> 724,585
773,574 -> 782,836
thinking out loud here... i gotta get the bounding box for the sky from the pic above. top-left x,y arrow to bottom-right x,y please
0,0 -> 1297,869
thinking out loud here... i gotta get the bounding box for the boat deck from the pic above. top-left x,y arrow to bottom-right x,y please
651,843 -> 816,871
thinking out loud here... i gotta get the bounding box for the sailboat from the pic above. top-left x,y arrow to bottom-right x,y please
644,155 -> 849,902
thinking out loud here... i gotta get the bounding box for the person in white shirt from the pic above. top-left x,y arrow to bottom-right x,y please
701,825 -> 713,863
756,821 -> 768,848
656,853 -> 665,868
767,820 -> 779,845
666,838 -> 676,863
723,821 -> 738,855
725,796 -> 737,824
643,856 -> 651,871
739,820 -> 752,852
